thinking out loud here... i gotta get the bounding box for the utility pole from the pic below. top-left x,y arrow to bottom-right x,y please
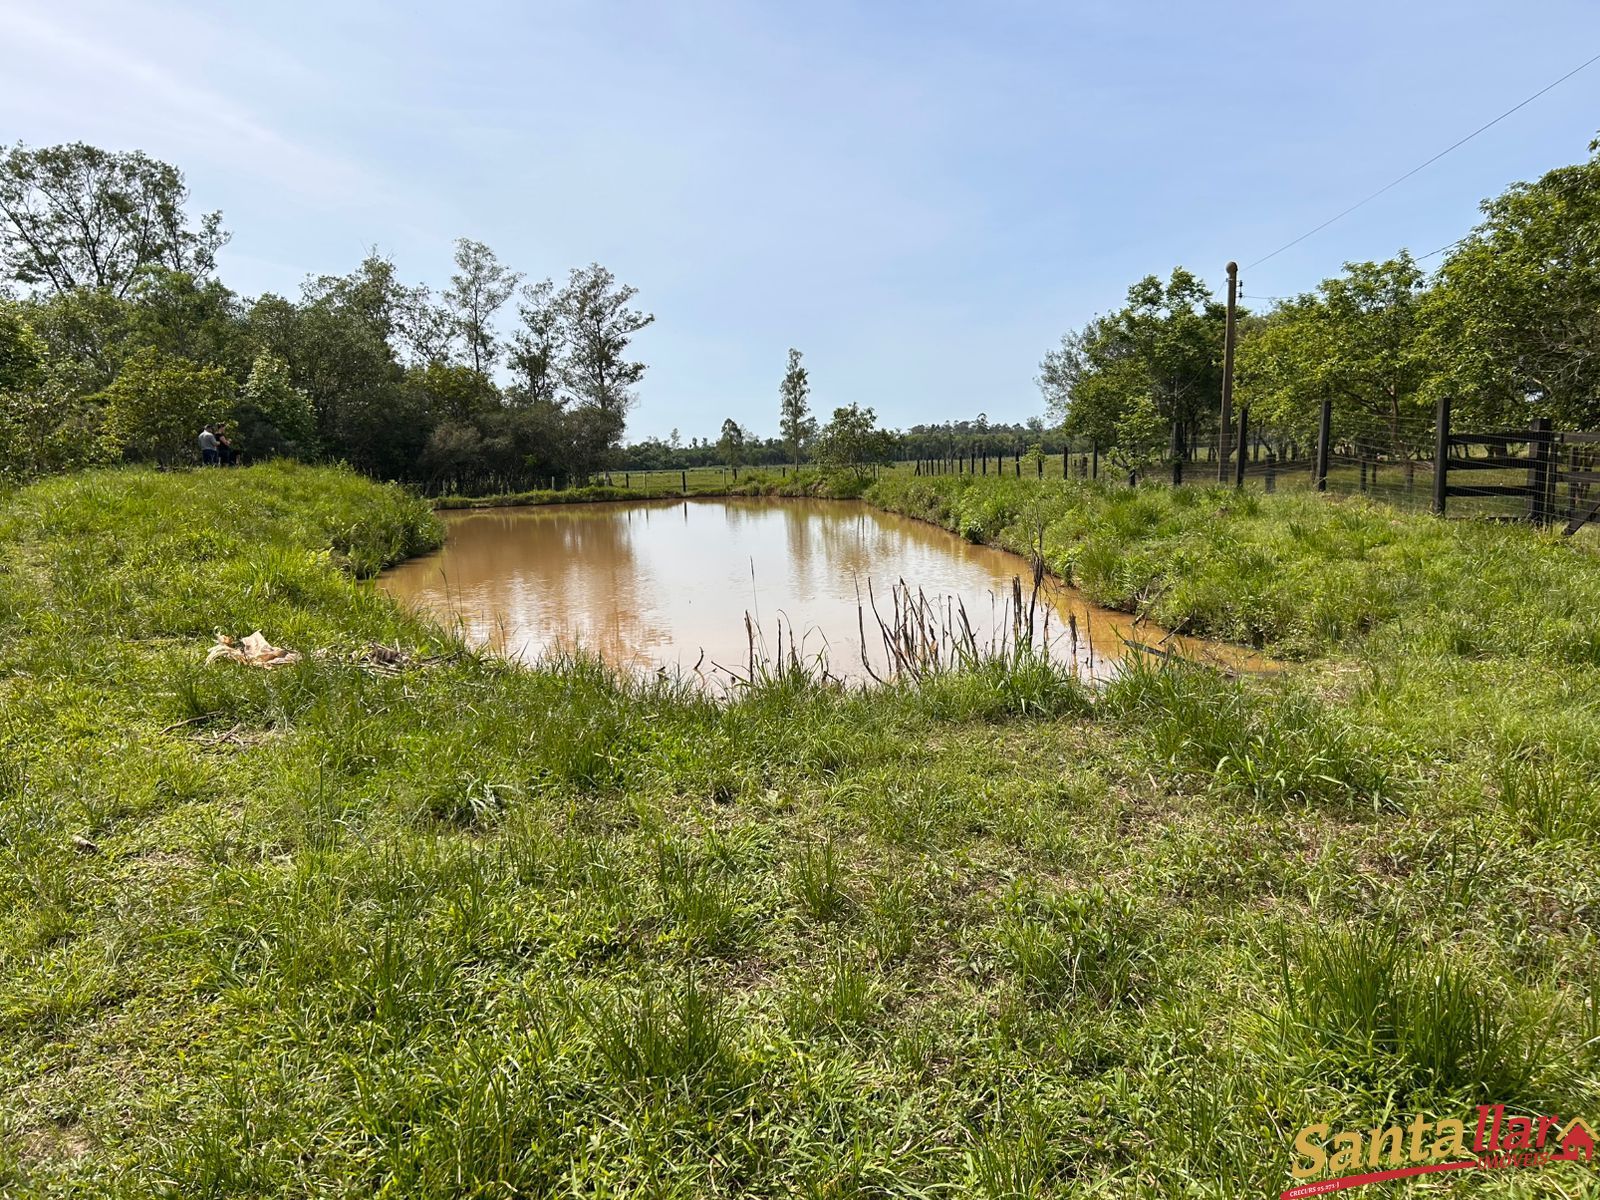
1217,261 -> 1238,483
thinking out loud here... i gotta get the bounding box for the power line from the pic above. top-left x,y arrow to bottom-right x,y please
1246,50 -> 1600,271
1416,236 -> 1468,262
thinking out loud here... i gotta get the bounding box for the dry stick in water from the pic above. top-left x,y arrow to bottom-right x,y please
956,597 -> 979,662
855,581 -> 887,684
866,579 -> 902,677
919,586 -> 940,668
745,613 -> 756,684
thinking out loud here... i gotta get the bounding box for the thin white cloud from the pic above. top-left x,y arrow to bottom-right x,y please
0,3 -> 380,208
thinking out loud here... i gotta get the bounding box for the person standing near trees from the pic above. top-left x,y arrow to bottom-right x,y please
197,424 -> 218,466
216,424 -> 237,466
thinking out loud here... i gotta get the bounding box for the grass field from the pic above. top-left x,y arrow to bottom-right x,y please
600,450 -> 1587,528
2,464 -> 1598,1197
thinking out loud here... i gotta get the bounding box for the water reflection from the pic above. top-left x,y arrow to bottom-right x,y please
378,498 -> 1255,684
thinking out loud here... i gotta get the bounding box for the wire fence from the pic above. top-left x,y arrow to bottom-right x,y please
1197,400 -> 1599,531
575,403 -> 1599,535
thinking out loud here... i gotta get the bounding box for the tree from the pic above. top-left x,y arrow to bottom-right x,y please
0,142 -> 227,298
412,360 -> 498,423
0,302 -> 81,482
0,380 -> 107,483
234,352 -> 316,460
554,263 -> 654,417
97,348 -> 233,467
1239,255 -> 1432,456
444,238 -> 520,375
717,418 -> 746,470
16,279 -> 134,396
1422,142 -> 1600,428
814,403 -> 893,475
1039,269 -> 1225,464
0,301 -> 46,394
124,268 -> 248,373
0,142 -> 676,494
396,283 -> 458,367
1038,319 -> 1125,451
506,279 -> 561,406
250,255 -> 415,469
778,347 -> 813,466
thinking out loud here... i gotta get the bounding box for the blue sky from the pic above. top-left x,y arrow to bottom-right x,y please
4,1 -> 1598,441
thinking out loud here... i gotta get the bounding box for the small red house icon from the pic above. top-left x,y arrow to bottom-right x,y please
1554,1119 -> 1595,1162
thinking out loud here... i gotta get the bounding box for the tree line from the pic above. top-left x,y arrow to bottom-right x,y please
0,142 -> 920,489
0,142 -> 655,492
1038,136 -> 1600,473
20,134 -> 1589,493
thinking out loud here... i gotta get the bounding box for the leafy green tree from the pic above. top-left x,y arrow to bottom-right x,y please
1423,142 -> 1600,428
0,302 -> 46,393
506,279 -> 561,406
1038,316 -> 1138,452
15,285 -> 135,396
234,352 -> 316,460
444,238 -> 521,375
1105,393 -> 1168,474
124,268 -> 248,373
1039,268 -> 1224,463
0,142 -> 227,297
778,348 -> 813,466
96,348 -> 233,467
0,383 -> 108,483
0,304 -> 86,482
248,256 -> 416,472
815,403 -> 893,475
1239,255 -> 1432,456
412,361 -> 499,422
554,263 -> 654,419
717,418 -> 746,470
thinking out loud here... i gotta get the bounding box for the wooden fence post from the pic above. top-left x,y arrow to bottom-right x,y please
1431,394 -> 1450,516
681,470 -> 688,495
1233,408 -> 1248,489
1529,416 -> 1554,525
1315,397 -> 1332,492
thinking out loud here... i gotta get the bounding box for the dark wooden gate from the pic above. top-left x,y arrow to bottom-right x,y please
1431,398 -> 1600,534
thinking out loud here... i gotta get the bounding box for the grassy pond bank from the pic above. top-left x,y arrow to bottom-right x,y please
2,463 -> 1597,1196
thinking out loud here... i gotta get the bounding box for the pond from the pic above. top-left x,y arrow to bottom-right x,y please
378,497 -> 1253,685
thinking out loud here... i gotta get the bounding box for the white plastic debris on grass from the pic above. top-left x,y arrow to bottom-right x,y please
206,631 -> 301,668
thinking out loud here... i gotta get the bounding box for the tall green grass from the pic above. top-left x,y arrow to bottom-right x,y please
867,474 -> 1600,661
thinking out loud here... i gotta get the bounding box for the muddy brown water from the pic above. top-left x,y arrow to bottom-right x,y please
378,498 -> 1260,685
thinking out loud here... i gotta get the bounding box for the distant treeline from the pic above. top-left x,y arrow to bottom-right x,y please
617,419 -> 1070,472
0,143 -> 654,494
0,142 -> 1059,493
13,136 -> 1591,496
1038,136 -> 1600,474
